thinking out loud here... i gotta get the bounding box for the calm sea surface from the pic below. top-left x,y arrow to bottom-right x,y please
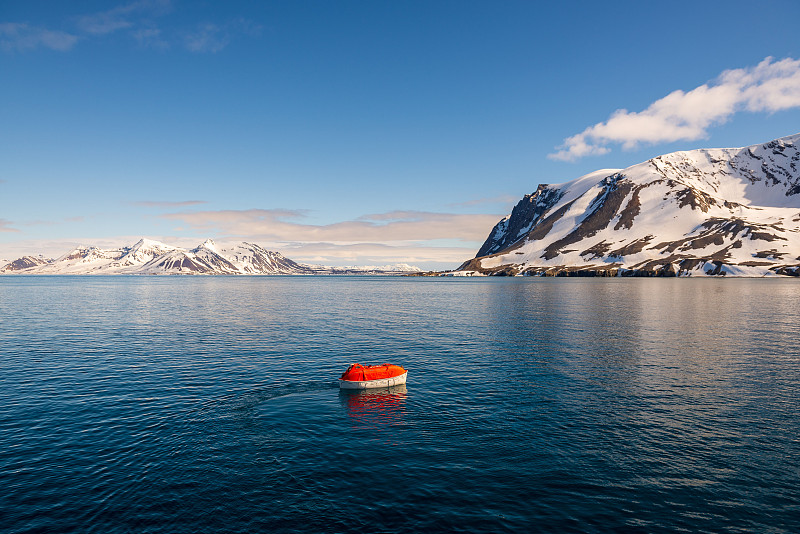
1,276 -> 799,533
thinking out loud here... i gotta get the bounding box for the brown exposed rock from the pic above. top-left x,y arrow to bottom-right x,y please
676,187 -> 717,212
543,175 -> 633,260
653,233 -> 720,255
703,262 -> 727,276
754,250 -> 786,259
685,232 -> 726,250
607,235 -> 654,257
520,264 -> 623,277
154,255 -> 209,273
771,265 -> 800,276
456,257 -> 482,271
739,261 -> 778,267
517,263 -> 684,277
614,184 -> 645,230
456,258 -> 521,276
749,230 -> 784,242
580,241 -> 611,259
631,256 -> 724,275
654,218 -> 787,256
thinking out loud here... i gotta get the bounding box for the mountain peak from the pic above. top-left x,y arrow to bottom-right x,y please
196,238 -> 218,252
131,237 -> 172,250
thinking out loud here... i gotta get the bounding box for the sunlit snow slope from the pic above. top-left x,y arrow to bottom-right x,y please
461,134 -> 800,276
0,239 -> 313,275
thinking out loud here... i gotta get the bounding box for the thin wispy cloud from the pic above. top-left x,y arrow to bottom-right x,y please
161,208 -> 500,244
549,56 -> 800,161
132,28 -> 168,50
0,23 -> 79,52
184,23 -> 228,53
447,195 -> 519,208
76,5 -> 136,35
0,219 -> 20,233
20,216 -> 86,227
133,200 -> 208,208
2,1 -> 257,54
75,0 -> 171,36
356,211 -> 459,223
184,18 -> 260,53
276,241 -> 477,269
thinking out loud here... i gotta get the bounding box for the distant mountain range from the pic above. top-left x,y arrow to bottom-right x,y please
457,133 -> 800,277
0,239 -> 420,275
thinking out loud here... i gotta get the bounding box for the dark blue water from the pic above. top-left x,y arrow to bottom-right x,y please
1,276 -> 799,533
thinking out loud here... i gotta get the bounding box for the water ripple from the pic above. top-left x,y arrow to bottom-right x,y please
1,276 -> 799,532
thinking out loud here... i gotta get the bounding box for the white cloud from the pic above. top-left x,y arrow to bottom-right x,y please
549,57 -> 800,161
0,23 -> 78,52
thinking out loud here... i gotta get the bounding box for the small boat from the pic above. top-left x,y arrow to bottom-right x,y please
338,363 -> 408,389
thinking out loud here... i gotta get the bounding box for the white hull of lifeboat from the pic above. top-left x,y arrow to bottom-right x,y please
338,371 -> 408,390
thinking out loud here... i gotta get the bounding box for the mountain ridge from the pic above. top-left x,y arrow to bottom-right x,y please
459,133 -> 800,277
1,239 -> 421,275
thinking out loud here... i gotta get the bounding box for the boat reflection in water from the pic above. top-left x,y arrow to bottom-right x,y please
339,384 -> 408,428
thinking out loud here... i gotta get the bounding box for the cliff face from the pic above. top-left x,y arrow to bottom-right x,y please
464,134 -> 800,276
475,185 -> 565,258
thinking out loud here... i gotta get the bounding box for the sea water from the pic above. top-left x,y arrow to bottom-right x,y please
1,276 -> 799,533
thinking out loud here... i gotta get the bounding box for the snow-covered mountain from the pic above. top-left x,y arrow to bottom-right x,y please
459,133 -> 800,277
1,255 -> 51,272
1,239 -> 420,275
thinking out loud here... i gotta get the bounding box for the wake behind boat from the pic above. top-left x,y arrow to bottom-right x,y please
338,363 -> 408,389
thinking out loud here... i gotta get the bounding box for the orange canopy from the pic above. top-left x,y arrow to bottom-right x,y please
340,363 -> 406,382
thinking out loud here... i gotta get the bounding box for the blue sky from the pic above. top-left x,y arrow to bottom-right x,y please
2,0 -> 800,269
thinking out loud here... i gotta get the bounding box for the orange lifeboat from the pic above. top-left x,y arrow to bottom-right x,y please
338,363 -> 408,389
